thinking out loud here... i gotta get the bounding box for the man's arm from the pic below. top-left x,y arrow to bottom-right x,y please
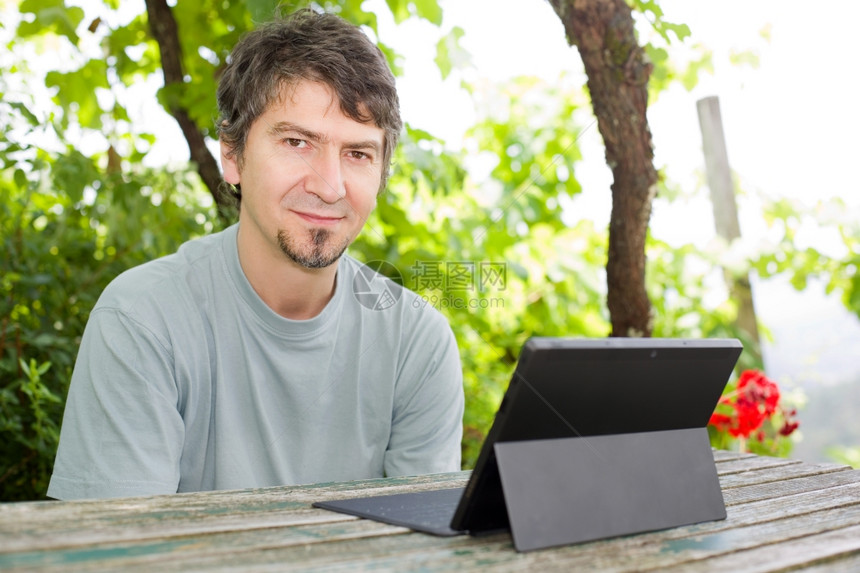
383,315 -> 464,477
48,307 -> 184,500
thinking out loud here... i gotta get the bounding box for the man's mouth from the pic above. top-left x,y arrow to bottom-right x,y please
293,210 -> 345,226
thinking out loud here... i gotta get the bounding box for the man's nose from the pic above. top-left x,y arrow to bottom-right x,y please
308,149 -> 345,203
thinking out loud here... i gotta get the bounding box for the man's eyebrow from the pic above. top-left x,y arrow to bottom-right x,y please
346,139 -> 382,154
267,121 -> 381,154
267,121 -> 327,143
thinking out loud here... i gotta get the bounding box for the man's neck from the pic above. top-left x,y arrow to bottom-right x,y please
236,225 -> 339,320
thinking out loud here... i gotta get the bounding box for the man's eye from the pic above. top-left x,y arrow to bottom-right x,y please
348,150 -> 370,161
285,138 -> 307,148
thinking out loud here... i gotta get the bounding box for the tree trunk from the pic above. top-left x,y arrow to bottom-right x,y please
145,0 -> 229,220
549,0 -> 657,337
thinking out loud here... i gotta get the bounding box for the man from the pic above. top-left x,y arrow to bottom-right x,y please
47,10 -> 464,500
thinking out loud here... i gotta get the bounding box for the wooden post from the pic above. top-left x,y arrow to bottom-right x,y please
696,96 -> 762,360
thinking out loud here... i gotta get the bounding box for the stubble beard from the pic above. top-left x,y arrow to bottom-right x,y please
277,228 -> 350,269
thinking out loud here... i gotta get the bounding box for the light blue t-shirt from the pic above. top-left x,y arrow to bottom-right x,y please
48,225 -> 464,500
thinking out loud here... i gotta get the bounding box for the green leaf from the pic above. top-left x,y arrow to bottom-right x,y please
384,0 -> 411,24
18,0 -> 85,45
729,49 -> 761,69
383,0 -> 442,25
246,0 -> 280,23
36,360 -> 53,376
9,101 -> 40,126
663,22 -> 690,42
19,358 -> 32,378
107,18 -> 160,82
434,26 -> 468,80
50,148 -> 98,203
45,59 -> 109,129
412,0 -> 443,25
14,169 -> 29,190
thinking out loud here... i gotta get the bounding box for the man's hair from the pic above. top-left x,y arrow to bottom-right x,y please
216,9 -> 402,205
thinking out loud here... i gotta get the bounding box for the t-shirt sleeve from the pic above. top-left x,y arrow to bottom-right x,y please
383,312 -> 464,477
47,307 -> 185,500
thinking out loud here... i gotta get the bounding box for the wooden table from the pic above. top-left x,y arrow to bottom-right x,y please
2,450 -> 859,571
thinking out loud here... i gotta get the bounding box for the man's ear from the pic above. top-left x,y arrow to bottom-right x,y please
221,140 -> 241,185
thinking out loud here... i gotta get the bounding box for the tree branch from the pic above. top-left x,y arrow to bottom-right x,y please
145,0 -> 229,220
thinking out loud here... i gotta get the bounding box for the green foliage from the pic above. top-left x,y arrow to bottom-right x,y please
644,42 -> 713,96
348,75 -> 615,468
728,48 -> 760,69
754,196 -> 860,320
0,89 -> 220,500
629,0 -> 690,44
707,419 -> 796,458
827,445 -> 860,469
17,0 -> 85,44
435,26 -> 467,80
385,0 -> 442,25
647,235 -> 763,373
5,0 -> 854,501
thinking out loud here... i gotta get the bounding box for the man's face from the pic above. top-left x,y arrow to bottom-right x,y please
222,80 -> 385,269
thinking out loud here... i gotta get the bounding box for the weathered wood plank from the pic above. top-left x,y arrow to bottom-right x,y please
7,529 -> 506,573
719,461 -> 850,489
657,523 -> 860,573
714,455 -> 801,476
712,449 -> 755,463
221,492 -> 860,572
725,482 -> 860,524
3,451 -> 796,534
780,551 -> 860,573
0,518 -> 411,571
3,458 -> 858,572
67,501 -> 860,572
3,471 -> 858,557
0,461 -> 828,558
0,475 -> 470,553
0,508 -> 358,553
375,509 -> 860,573
4,479 -> 858,572
0,471 -> 470,525
290,482 -> 857,570
722,469 -> 860,506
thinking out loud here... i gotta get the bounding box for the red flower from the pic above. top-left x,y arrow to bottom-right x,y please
708,369 -> 798,441
779,408 -> 800,437
709,412 -> 732,431
779,421 -> 799,436
737,370 -> 780,416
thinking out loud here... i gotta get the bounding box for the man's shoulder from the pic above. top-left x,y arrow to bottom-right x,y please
95,228 -> 230,317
